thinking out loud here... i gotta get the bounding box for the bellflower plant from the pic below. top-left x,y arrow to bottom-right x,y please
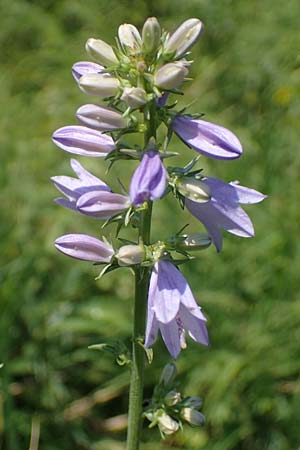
52,17 -> 266,450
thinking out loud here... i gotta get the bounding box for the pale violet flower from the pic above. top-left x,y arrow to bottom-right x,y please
185,177 -> 266,251
77,190 -> 131,219
172,115 -> 243,159
72,61 -> 104,83
51,159 -> 110,211
129,150 -> 167,206
145,260 -> 209,359
52,126 -> 115,157
55,234 -> 114,262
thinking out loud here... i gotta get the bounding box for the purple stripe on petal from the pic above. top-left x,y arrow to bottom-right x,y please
172,115 -> 242,160
52,126 -> 115,157
55,234 -> 114,262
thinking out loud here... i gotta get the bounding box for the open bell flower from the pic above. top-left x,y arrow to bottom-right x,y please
172,115 -> 243,159
185,177 -> 267,251
72,61 -> 104,83
55,234 -> 114,262
52,125 -> 115,157
129,150 -> 167,206
51,159 -> 110,211
145,260 -> 209,359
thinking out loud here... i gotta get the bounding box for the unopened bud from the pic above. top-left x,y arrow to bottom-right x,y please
121,87 -> 148,109
116,245 -> 144,266
181,407 -> 205,426
165,18 -> 203,58
176,177 -> 211,203
79,74 -> 120,97
76,104 -> 128,131
164,390 -> 182,406
86,38 -> 118,67
160,363 -> 177,386
118,24 -> 142,53
158,412 -> 179,435
142,17 -> 161,54
178,233 -> 211,251
184,396 -> 203,408
154,63 -> 187,90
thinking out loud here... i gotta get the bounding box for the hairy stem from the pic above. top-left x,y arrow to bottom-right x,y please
126,102 -> 156,450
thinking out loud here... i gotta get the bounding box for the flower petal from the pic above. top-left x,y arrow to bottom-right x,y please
129,150 -> 167,206
52,126 -> 115,157
159,319 -> 182,359
55,234 -> 114,262
72,61 -> 104,83
173,115 -> 242,159
179,305 -> 209,346
77,191 -> 130,218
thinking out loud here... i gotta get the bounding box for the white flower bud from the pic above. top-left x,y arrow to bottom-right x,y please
79,74 -> 120,97
159,363 -> 177,386
164,390 -> 182,406
118,24 -> 142,52
76,104 -> 128,131
178,233 -> 211,251
142,17 -> 161,54
86,38 -> 118,67
176,177 -> 211,203
165,18 -> 203,58
116,245 -> 144,266
154,63 -> 187,90
181,407 -> 205,426
158,412 -> 179,435
121,87 -> 148,109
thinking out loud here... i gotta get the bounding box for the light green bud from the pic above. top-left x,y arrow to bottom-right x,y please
121,87 -> 148,109
118,23 -> 142,53
86,38 -> 118,67
164,390 -> 182,406
176,177 -> 211,203
154,63 -> 188,90
181,407 -> 205,426
159,363 -> 177,386
142,17 -> 161,54
158,412 -> 179,435
116,245 -> 144,266
178,233 -> 211,251
165,18 -> 203,58
79,74 -> 120,97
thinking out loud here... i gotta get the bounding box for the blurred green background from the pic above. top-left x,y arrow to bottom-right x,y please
1,0 -> 300,449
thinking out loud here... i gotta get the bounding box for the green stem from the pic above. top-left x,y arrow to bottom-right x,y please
126,102 -> 156,450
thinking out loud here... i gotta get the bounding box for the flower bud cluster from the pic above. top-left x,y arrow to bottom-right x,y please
73,17 -> 203,114
144,363 -> 205,437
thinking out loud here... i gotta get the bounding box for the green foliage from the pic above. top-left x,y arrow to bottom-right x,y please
1,0 -> 300,449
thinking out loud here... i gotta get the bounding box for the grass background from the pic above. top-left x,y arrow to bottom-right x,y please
1,0 -> 300,449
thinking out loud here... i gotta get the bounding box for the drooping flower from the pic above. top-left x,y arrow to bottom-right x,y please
145,260 -> 209,359
185,177 -> 266,251
129,150 -> 167,206
51,159 -> 110,211
172,115 -> 243,159
55,234 -> 114,262
52,126 -> 115,157
72,61 -> 104,83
